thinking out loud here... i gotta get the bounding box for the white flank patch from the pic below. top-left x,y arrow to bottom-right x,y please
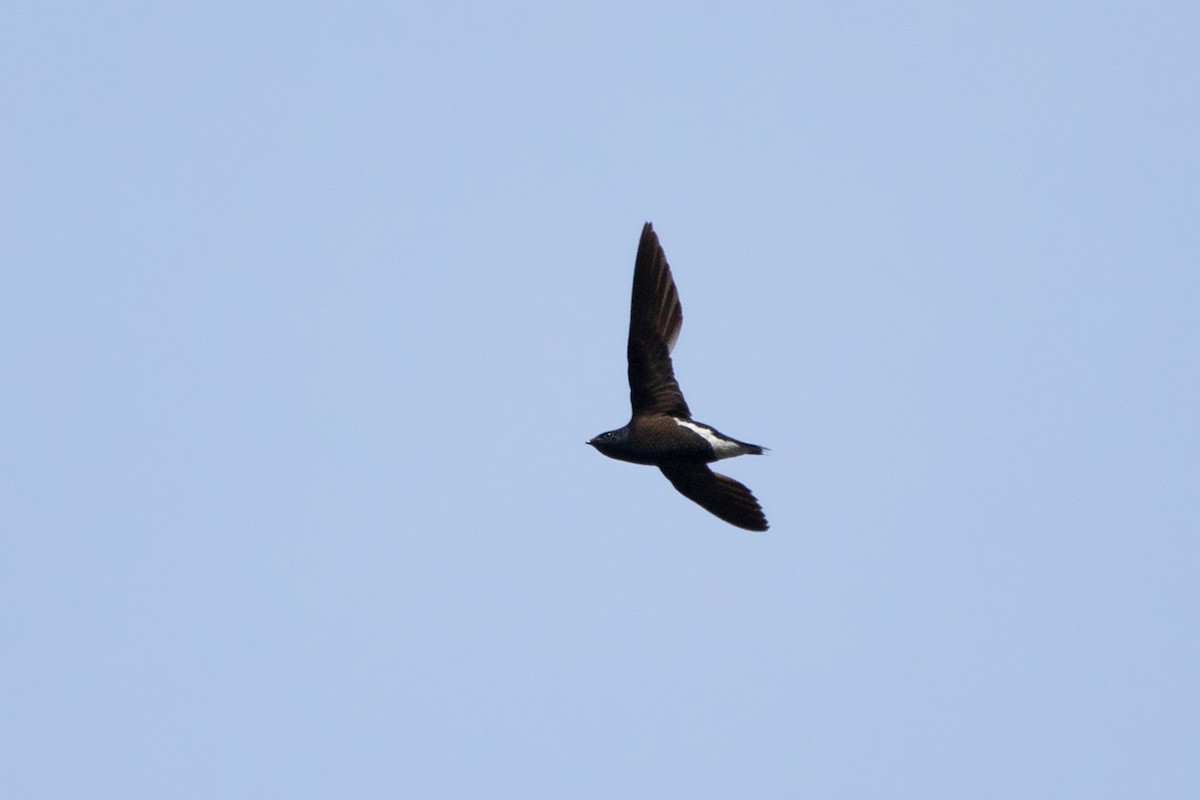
673,418 -> 742,458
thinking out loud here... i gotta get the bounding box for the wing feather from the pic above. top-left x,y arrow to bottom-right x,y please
627,223 -> 689,417
659,464 -> 769,531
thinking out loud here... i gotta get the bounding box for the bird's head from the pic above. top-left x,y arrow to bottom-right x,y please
586,427 -> 627,456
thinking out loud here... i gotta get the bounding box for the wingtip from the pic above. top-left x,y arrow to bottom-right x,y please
731,516 -> 770,533
737,510 -> 770,532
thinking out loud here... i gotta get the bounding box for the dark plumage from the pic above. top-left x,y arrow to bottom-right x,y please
587,223 -> 769,531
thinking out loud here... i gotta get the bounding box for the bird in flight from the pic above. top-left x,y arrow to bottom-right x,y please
587,223 -> 769,531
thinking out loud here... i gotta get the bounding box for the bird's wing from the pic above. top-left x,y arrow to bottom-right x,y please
628,223 -> 690,418
659,464 -> 769,531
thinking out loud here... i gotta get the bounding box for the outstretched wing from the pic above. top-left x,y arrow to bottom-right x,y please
659,464 -> 769,531
627,223 -> 690,418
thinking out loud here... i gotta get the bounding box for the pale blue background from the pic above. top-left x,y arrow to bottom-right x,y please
3,2 -> 1198,797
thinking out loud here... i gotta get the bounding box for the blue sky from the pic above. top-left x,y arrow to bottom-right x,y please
3,2 -> 1198,797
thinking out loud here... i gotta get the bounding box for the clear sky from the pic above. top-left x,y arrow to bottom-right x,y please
3,2 -> 1198,797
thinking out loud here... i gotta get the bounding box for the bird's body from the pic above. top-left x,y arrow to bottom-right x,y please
587,223 -> 769,532
588,415 -> 763,466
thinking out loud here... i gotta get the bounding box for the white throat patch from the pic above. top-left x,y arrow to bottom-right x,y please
673,418 -> 742,458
